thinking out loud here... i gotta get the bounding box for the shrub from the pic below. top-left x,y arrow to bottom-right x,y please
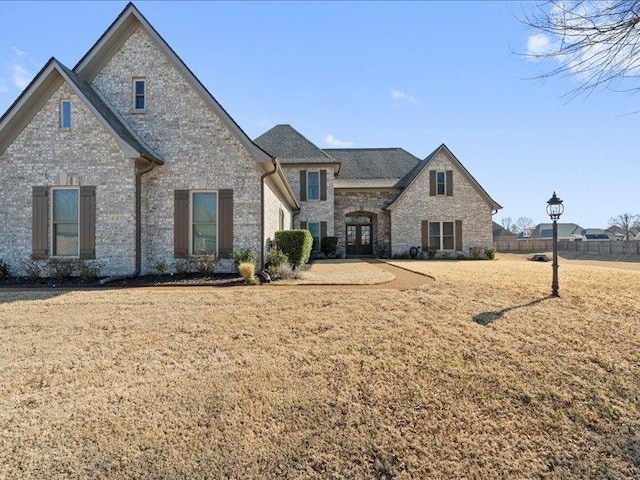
77,261 -> 101,282
233,248 -> 256,268
23,260 -> 43,282
399,251 -> 410,260
275,230 -> 313,267
0,259 -> 10,280
265,249 -> 289,268
194,254 -> 217,276
321,236 -> 338,256
154,260 -> 169,275
267,263 -> 299,281
469,246 -> 484,260
238,262 -> 256,283
174,258 -> 193,277
47,258 -> 76,280
484,246 -> 497,260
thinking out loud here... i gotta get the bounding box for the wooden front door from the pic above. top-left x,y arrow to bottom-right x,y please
346,224 -> 373,256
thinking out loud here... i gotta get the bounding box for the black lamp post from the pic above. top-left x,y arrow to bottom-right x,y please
546,192 -> 564,297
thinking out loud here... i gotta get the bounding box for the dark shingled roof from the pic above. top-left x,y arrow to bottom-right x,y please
254,124 -> 335,163
56,61 -> 162,163
324,148 -> 422,186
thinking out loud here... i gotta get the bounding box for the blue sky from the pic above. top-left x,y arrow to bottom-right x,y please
1,1 -> 638,229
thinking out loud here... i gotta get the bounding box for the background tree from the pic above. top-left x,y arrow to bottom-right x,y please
501,217 -> 513,232
521,1 -> 640,99
609,213 -> 640,240
514,216 -> 535,234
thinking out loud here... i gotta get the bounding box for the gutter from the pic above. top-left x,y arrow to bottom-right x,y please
100,157 -> 157,285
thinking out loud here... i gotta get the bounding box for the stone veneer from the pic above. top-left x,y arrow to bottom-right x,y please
390,150 -> 494,256
263,175 -> 293,257
282,165 -> 335,236
0,81 -> 137,276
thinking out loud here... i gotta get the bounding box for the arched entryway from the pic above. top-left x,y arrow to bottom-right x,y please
345,211 -> 376,256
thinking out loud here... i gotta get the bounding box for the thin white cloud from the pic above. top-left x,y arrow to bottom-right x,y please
391,89 -> 417,104
527,33 -> 553,56
10,63 -> 32,89
11,46 -> 26,58
324,134 -> 354,148
0,82 -> 8,94
1,47 -> 34,92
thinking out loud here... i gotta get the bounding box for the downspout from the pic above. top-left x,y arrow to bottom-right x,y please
260,158 -> 279,268
100,157 -> 156,284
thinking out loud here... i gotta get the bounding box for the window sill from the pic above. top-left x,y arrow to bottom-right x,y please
131,109 -> 146,114
58,128 -> 71,132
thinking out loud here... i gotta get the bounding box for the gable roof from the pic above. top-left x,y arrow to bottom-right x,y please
387,143 -> 502,211
533,223 -> 583,239
74,2 -> 272,165
325,148 -> 421,187
254,124 -> 337,164
493,221 -> 517,238
0,57 -> 162,162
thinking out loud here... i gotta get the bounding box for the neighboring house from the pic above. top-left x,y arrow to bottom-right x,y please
581,229 -> 613,241
0,3 -> 297,276
255,125 -> 502,257
493,221 -> 517,241
607,225 -> 640,241
529,223 -> 584,241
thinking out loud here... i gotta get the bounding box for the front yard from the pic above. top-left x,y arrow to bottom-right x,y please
1,255 -> 638,478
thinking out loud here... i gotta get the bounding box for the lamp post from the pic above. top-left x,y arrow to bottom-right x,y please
546,192 -> 564,297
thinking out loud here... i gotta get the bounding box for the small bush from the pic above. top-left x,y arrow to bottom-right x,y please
194,254 -> 217,276
469,246 -> 484,260
321,236 -> 338,256
275,230 -> 313,267
154,260 -> 169,275
399,251 -> 410,259
23,260 -> 43,282
174,258 -> 193,277
484,247 -> 497,260
233,248 -> 256,268
265,249 -> 289,268
0,259 -> 10,280
267,263 -> 299,281
427,248 -> 437,260
238,262 -> 255,283
47,258 -> 76,280
77,261 -> 101,282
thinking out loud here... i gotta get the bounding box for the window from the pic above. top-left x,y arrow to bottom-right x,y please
279,208 -> 285,231
133,78 -> 146,111
52,188 -> 79,256
436,171 -> 446,196
307,171 -> 319,200
60,100 -> 71,129
308,222 -> 321,252
429,221 -> 455,251
191,192 -> 217,255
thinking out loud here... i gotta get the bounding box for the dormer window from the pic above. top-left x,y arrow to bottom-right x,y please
133,78 -> 146,111
60,100 -> 71,129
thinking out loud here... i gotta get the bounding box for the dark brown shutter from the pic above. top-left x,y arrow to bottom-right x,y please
300,221 -> 307,230
174,190 -> 189,258
218,189 -> 233,258
300,170 -> 307,201
320,221 -> 327,239
79,186 -> 96,259
446,170 -> 453,197
421,220 -> 429,251
455,220 -> 463,251
429,171 -> 436,196
32,186 -> 48,259
320,170 -> 327,201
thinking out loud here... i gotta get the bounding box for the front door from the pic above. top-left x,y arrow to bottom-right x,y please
346,224 -> 373,256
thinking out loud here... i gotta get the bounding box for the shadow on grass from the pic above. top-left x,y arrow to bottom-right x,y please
0,290 -> 70,305
473,296 -> 554,326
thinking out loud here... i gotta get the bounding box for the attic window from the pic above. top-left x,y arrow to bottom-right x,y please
436,171 -> 446,195
60,100 -> 71,129
133,78 -> 146,111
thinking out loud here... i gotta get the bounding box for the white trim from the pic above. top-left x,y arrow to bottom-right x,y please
189,190 -> 218,256
132,77 -> 146,113
49,186 -> 80,257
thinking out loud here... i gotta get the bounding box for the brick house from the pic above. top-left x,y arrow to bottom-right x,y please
0,3 -> 501,277
255,125 -> 502,258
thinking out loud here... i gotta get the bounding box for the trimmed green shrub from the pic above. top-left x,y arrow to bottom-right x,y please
232,248 -> 256,268
154,260 -> 169,275
484,247 -> 497,260
275,229 -> 313,267
266,249 -> 289,268
321,236 -> 338,256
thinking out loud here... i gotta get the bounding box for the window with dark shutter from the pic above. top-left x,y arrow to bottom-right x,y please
79,186 -> 96,259
421,220 -> 429,251
320,170 -> 327,201
455,220 -> 463,251
218,189 -> 233,258
429,171 -> 436,197
174,190 -> 189,258
32,187 -> 48,259
446,170 -> 453,197
299,170 -> 307,201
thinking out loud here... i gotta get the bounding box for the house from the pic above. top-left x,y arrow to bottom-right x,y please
0,3 -> 501,277
581,229 -> 613,241
529,223 -> 583,241
254,125 -> 502,257
607,225 -> 640,241
492,221 -> 517,241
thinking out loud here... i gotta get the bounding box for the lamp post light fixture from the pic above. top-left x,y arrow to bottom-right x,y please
546,192 -> 564,297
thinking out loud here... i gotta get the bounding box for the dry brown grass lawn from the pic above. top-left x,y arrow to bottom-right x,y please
279,259 -> 395,285
1,255 -> 639,478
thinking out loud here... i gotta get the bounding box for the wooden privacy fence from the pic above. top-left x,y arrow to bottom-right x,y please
494,239 -> 640,255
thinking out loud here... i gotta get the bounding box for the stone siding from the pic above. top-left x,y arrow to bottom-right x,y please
390,151 -> 493,256
282,166 -> 335,235
263,175 -> 293,260
0,81 -> 136,277
334,189 -> 396,257
93,27 -> 264,273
